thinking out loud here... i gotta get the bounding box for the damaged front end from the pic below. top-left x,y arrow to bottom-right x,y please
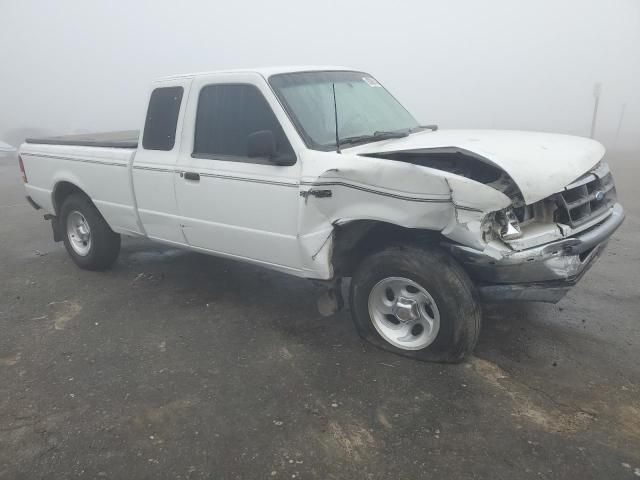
444,163 -> 625,303
446,207 -> 623,302
364,149 -> 625,303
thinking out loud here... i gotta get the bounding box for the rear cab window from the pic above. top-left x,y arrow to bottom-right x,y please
142,86 -> 184,151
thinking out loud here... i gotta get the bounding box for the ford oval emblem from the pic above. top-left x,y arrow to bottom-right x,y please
594,190 -> 605,201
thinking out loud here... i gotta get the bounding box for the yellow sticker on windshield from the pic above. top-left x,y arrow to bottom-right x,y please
362,76 -> 382,87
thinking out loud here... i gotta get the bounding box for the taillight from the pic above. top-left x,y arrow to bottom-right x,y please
18,155 -> 27,183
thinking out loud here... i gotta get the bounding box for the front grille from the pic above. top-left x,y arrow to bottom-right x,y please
554,172 -> 616,227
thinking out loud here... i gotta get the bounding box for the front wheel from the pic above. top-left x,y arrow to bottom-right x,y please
349,244 -> 481,363
60,193 -> 121,270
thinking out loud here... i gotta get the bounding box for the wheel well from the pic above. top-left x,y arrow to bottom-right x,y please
52,181 -> 89,215
330,220 -> 444,278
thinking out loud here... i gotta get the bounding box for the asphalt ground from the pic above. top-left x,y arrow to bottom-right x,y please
1,152 -> 638,479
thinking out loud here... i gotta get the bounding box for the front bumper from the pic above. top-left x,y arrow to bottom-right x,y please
446,203 -> 625,303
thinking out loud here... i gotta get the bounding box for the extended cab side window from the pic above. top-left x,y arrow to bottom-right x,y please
142,86 -> 184,151
193,84 -> 296,165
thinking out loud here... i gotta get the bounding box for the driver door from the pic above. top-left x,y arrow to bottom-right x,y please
174,74 -> 303,273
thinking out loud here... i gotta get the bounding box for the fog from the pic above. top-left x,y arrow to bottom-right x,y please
1,0 -> 639,152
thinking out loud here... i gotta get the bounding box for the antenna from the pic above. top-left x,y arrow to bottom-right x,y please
590,82 -> 602,139
332,83 -> 341,154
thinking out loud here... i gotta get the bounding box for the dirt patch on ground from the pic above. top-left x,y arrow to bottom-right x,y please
470,357 -> 596,433
375,409 -> 393,430
48,300 -> 82,330
324,420 -> 376,463
132,398 -> 196,429
470,356 -> 640,451
0,411 -> 68,468
0,352 -> 21,366
614,405 -> 640,440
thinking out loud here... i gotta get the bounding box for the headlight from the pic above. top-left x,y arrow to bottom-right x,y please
495,208 -> 522,240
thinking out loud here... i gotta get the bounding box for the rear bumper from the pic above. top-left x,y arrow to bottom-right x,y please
447,203 -> 625,303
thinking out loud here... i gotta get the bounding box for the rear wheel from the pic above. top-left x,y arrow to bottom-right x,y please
60,194 -> 120,270
349,244 -> 481,363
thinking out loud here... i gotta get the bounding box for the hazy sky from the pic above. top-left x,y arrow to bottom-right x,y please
1,0 -> 639,150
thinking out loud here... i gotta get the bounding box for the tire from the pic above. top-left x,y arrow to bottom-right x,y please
60,193 -> 121,270
349,243 -> 481,363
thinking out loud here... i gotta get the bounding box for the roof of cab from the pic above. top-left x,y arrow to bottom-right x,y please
157,65 -> 358,81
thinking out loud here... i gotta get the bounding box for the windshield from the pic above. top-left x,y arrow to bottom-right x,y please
269,71 -> 420,150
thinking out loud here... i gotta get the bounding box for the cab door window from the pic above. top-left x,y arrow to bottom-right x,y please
193,84 -> 295,165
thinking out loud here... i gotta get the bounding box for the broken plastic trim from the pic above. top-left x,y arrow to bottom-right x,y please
496,208 -> 522,240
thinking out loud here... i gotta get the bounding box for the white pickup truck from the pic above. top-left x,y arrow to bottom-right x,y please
19,66 -> 624,362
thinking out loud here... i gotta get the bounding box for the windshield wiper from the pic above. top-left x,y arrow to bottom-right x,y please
339,130 -> 410,146
410,124 -> 438,132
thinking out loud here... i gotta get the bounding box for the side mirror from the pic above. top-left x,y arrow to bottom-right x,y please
247,130 -> 276,160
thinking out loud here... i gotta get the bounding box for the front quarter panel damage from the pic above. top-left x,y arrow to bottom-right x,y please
440,176 -> 512,251
296,153 -> 512,278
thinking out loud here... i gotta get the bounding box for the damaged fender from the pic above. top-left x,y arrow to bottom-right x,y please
296,153 -> 512,279
440,175 -> 511,251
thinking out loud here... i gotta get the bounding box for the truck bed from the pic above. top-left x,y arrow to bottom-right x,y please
20,131 -> 141,238
25,130 -> 139,149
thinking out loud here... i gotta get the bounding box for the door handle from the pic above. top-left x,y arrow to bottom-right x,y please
183,172 -> 200,181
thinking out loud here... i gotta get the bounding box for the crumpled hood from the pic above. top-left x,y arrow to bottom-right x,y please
351,129 -> 605,204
